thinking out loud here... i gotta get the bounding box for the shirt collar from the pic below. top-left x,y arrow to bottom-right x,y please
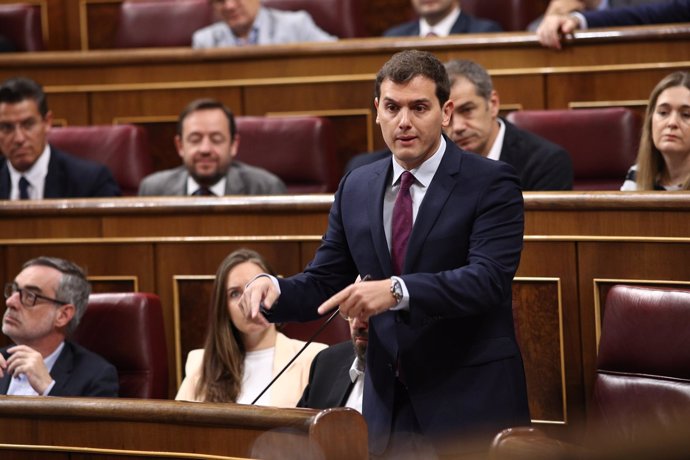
186,176 -> 227,196
7,143 -> 50,198
419,6 -> 461,37
486,118 -> 505,161
390,135 -> 446,188
44,341 -> 65,371
348,356 -> 365,383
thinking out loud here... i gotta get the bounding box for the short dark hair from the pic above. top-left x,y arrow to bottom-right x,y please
444,59 -> 493,101
177,98 -> 237,140
0,77 -> 49,117
374,50 -> 450,107
22,257 -> 91,335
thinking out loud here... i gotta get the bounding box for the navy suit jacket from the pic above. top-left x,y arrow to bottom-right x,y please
270,139 -> 530,454
297,341 -> 356,409
346,120 -> 573,191
0,147 -> 121,199
500,118 -> 573,191
583,0 -> 690,27
0,341 -> 119,397
383,12 -> 502,36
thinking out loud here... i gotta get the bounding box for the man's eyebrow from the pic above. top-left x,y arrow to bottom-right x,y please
16,282 -> 46,294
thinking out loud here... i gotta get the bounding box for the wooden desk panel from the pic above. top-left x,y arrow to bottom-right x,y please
0,396 -> 368,460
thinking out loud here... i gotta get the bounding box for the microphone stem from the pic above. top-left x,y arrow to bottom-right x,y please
250,307 -> 342,405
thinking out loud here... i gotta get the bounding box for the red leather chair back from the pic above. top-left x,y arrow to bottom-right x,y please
281,314 -> 351,346
235,116 -> 338,193
0,3 -> 44,51
262,0 -> 366,38
47,124 -> 154,195
590,285 -> 690,439
73,293 -> 169,399
507,108 -> 641,190
113,0 -> 213,48
461,0 -> 542,31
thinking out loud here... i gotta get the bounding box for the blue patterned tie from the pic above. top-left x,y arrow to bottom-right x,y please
18,176 -> 30,200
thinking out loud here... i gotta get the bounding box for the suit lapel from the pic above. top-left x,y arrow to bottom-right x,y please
0,349 -> 10,394
367,159 -> 394,277
43,148 -> 67,198
329,353 -> 356,406
0,165 -> 10,199
404,143 -> 462,273
47,343 -> 73,396
450,13 -> 471,34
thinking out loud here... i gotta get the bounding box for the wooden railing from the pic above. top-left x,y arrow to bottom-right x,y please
0,396 -> 367,459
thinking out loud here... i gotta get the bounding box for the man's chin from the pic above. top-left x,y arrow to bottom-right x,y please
190,172 -> 223,187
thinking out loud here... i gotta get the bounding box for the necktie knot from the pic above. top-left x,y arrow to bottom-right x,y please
193,187 -> 215,196
18,176 -> 30,200
399,171 -> 414,192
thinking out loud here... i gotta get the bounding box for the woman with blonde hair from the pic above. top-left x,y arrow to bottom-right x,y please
621,71 -> 690,191
176,248 -> 326,405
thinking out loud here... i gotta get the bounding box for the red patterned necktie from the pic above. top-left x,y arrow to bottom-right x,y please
391,171 -> 414,275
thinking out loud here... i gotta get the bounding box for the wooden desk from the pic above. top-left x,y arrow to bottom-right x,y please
0,396 -> 367,459
1,26 -> 689,173
1,192 -> 689,440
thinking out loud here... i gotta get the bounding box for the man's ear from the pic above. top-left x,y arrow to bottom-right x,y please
230,133 -> 240,159
54,304 -> 75,329
374,98 -> 380,124
175,135 -> 184,159
489,90 -> 500,119
442,100 -> 454,128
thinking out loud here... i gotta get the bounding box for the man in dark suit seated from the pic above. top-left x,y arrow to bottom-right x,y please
0,77 -> 121,199
537,0 -> 690,49
1,257 -> 118,397
138,98 -> 286,196
297,315 -> 368,413
347,59 -> 573,191
0,35 -> 15,52
383,0 -> 502,37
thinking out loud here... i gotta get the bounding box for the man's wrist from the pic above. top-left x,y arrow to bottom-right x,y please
390,278 -> 403,305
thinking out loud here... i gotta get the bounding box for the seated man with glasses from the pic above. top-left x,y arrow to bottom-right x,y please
0,76 -> 121,200
1,257 -> 118,397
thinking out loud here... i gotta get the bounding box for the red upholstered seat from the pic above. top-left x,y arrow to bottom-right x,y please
507,108 -> 641,190
263,0 -> 366,38
47,124 -> 154,196
73,293 -> 169,399
461,0 -> 542,31
113,0 -> 213,48
0,3 -> 44,51
490,284 -> 690,458
235,116 -> 338,193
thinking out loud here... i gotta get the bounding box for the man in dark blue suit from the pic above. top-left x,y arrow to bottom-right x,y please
297,315 -> 368,412
538,0 -> 690,49
383,0 -> 502,37
0,77 -> 120,199
1,257 -> 118,397
241,50 -> 530,457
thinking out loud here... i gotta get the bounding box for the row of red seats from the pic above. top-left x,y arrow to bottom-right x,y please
1,0 -> 546,51
76,291 -> 351,400
46,107 -> 641,196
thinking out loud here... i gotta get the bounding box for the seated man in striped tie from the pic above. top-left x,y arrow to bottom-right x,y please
0,77 -> 121,199
138,98 -> 286,197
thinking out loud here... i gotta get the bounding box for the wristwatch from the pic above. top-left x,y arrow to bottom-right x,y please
390,278 -> 403,305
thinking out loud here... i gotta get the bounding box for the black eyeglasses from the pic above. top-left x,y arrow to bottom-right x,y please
3,282 -> 69,307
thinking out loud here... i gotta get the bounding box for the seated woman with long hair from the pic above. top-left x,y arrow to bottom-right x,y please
176,248 -> 327,405
621,71 -> 690,191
